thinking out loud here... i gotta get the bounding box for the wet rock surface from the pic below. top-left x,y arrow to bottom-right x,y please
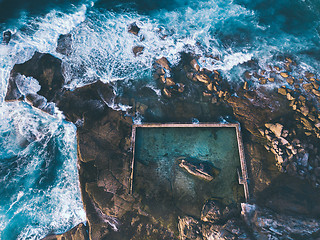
56,33 -> 72,56
242,203 -> 320,239
42,223 -> 89,240
6,48 -> 320,240
7,51 -> 65,101
2,30 -> 11,44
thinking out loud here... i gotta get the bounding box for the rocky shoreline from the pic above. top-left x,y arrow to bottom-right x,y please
4,27 -> 320,239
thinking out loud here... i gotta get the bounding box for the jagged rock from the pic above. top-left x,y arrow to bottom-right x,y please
9,52 -> 65,101
312,88 -> 320,97
287,77 -> 294,85
177,83 -> 185,93
244,71 -> 251,79
162,87 -> 172,98
303,83 -> 313,91
242,203 -> 320,239
128,22 -> 140,36
190,59 -> 200,71
165,77 -> 175,86
178,216 -> 202,240
286,92 -> 295,101
2,30 -> 11,44
42,223 -> 88,240
156,57 -> 171,70
278,87 -> 287,96
132,46 -> 144,56
201,200 -> 223,223
305,72 -> 315,79
300,117 -> 313,131
259,77 -> 267,84
204,219 -> 250,240
57,80 -> 113,123
195,73 -> 210,84
265,123 -> 283,138
56,33 -> 72,56
243,81 -> 249,90
280,72 -> 289,78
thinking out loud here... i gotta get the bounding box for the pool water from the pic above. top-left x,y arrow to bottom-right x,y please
133,126 -> 244,227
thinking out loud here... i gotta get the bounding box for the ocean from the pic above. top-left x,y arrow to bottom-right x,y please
0,0 -> 319,239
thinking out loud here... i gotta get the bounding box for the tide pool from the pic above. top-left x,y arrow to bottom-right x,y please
133,124 -> 245,231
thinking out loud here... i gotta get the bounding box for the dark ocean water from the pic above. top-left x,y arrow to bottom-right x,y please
0,0 -> 319,239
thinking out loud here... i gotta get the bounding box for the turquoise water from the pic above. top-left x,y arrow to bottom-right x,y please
134,127 -> 243,221
0,102 -> 85,240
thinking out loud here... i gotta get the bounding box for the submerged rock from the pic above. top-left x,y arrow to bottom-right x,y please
56,33 -> 72,56
2,30 -> 11,44
176,157 -> 219,181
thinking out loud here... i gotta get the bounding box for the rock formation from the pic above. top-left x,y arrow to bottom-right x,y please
5,47 -> 320,240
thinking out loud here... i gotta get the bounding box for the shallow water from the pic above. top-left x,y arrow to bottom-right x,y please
134,127 -> 243,222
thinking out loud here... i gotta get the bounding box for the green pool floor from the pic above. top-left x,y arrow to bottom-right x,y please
133,126 -> 244,222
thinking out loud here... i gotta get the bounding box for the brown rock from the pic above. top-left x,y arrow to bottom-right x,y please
132,46 -> 144,56
195,73 -> 211,84
186,72 -> 196,82
259,77 -> 267,84
128,22 -> 140,36
203,91 -> 212,97
165,77 -> 175,86
278,86 -> 287,96
155,57 -> 171,70
190,59 -> 200,71
312,82 -> 320,89
286,77 -> 294,85
305,72 -> 315,79
201,200 -> 222,223
207,82 -> 213,91
9,52 -> 64,101
299,106 -> 309,116
42,223 -> 89,240
162,88 -> 172,98
177,83 -> 185,93
300,117 -> 313,131
303,83 -> 313,91
159,75 -> 166,84
287,92 -> 295,101
244,71 -> 252,79
265,123 -> 283,138
312,88 -> 320,97
178,216 -> 202,240
243,81 -> 249,90
268,77 -> 275,82
280,72 -> 289,78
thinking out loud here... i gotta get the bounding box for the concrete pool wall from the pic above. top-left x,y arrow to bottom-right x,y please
129,123 -> 249,220
129,123 -> 250,203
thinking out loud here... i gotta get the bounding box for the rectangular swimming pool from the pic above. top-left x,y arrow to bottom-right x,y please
130,123 -> 249,221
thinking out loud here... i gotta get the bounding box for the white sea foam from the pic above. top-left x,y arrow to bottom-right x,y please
0,102 -> 85,240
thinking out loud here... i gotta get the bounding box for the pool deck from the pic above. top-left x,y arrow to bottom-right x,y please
129,123 -> 250,202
